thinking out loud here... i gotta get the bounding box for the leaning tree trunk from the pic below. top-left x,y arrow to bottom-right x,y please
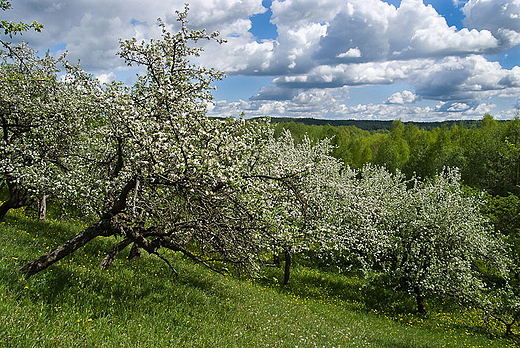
98,237 -> 133,270
19,179 -> 136,277
19,219 -> 117,277
128,243 -> 142,260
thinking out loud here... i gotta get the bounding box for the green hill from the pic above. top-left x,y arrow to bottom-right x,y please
0,208 -> 517,347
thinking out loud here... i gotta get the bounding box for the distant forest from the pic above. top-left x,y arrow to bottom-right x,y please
261,117 -> 482,131
268,114 -> 520,198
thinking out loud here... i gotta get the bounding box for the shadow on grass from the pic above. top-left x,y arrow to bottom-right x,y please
2,213 -> 83,245
1,243 -> 236,321
3,213 -> 517,342
259,265 -> 416,314
258,265 -> 519,341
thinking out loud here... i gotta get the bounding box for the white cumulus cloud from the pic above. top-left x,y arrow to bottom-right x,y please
385,90 -> 420,104
463,0 -> 520,48
3,0 -> 520,121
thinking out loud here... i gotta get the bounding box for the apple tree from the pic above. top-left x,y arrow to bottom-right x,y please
19,7 -> 276,277
346,167 -> 510,315
0,42 -> 101,220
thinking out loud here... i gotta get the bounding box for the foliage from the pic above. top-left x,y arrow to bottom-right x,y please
13,7 -> 341,280
275,114 -> 520,196
247,130 -> 347,283
267,116 -> 480,131
332,167 -> 510,315
372,120 -> 410,172
1,3 -> 517,336
0,0 -> 43,38
0,43 -> 100,220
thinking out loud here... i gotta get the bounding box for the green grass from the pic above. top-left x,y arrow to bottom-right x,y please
0,207 -> 518,347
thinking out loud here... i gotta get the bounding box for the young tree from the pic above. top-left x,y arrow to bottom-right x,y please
0,0 -> 42,39
372,120 -> 410,173
248,130 -> 346,284
350,168 -> 509,314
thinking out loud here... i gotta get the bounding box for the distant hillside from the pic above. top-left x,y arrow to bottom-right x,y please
259,117 -> 480,131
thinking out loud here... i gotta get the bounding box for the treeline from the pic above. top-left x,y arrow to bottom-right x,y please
273,114 -> 520,197
265,116 -> 481,131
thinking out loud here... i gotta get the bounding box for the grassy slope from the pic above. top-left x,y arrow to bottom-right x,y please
0,208 -> 517,348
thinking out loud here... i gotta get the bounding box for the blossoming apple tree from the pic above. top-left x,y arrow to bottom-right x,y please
340,167 -> 510,315
0,42 -> 101,220
19,7 -> 278,277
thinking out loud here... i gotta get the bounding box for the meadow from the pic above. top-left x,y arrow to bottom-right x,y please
0,207 -> 518,348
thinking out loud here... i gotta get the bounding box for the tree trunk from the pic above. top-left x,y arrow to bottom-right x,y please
99,238 -> 133,270
38,195 -> 47,220
19,179 -> 137,277
128,243 -> 142,260
19,219 -> 115,277
273,254 -> 280,268
283,250 -> 291,286
0,200 -> 13,221
414,286 -> 427,315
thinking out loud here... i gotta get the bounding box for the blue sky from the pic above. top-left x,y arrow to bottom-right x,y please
3,0 -> 520,121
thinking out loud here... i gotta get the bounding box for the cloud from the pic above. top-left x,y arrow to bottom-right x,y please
337,48 -> 362,59
250,85 -> 298,101
271,60 -> 426,88
264,55 -> 520,106
201,0 -> 518,109
212,86 -> 351,119
97,72 -> 117,84
202,0 -> 504,77
385,90 -> 420,104
463,0 -> 520,48
2,0 -> 266,73
208,94 -> 508,122
307,0 -> 499,68
435,101 -> 472,112
453,0 -> 468,7
3,0 -> 520,121
411,55 -> 520,101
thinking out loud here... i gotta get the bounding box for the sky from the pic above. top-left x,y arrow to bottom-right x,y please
3,0 -> 520,121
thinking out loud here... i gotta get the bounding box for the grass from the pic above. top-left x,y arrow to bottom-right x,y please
0,207 -> 518,347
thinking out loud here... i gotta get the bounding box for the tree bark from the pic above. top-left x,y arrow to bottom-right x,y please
38,195 -> 47,220
414,286 -> 427,315
273,254 -> 280,268
19,179 -> 137,277
99,237 -> 133,270
19,219 -> 117,277
128,243 -> 142,260
283,250 -> 291,286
